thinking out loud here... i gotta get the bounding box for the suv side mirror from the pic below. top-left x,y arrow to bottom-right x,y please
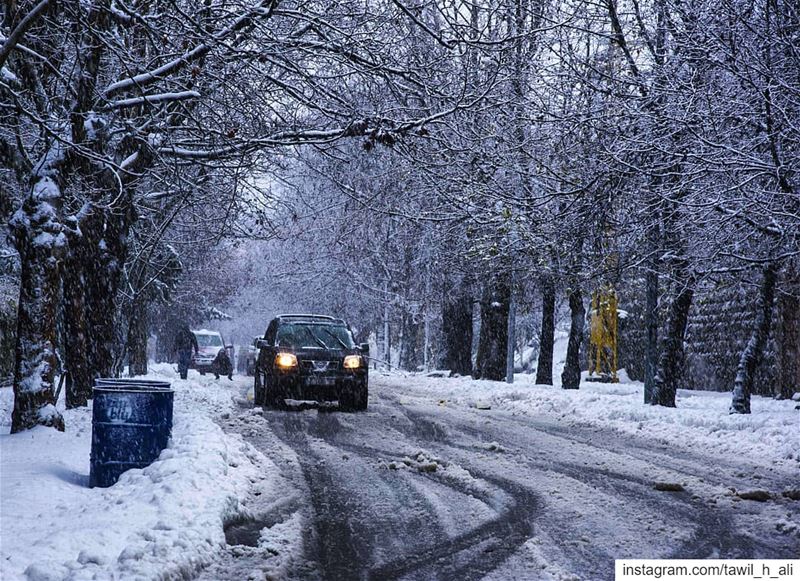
256,339 -> 270,349
359,342 -> 370,354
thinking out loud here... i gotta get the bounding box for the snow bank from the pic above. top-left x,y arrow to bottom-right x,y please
382,371 -> 800,467
0,364 -> 274,581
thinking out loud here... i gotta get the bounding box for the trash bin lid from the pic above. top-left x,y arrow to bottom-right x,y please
94,378 -> 172,392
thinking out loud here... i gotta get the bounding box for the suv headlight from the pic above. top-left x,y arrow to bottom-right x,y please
343,355 -> 362,369
275,352 -> 298,369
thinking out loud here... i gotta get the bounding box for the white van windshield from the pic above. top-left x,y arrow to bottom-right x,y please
195,333 -> 223,347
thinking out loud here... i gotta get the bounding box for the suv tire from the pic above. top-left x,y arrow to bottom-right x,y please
261,373 -> 285,409
340,383 -> 368,412
253,369 -> 265,406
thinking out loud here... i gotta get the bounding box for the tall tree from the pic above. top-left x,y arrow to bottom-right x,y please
730,262 -> 780,414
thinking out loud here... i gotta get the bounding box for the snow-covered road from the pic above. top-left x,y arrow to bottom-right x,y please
208,374 -> 800,581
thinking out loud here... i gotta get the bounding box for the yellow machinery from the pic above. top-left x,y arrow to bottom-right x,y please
588,285 -> 619,383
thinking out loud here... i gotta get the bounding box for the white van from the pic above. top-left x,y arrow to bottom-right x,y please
191,330 -> 226,375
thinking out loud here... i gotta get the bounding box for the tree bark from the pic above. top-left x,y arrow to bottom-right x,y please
10,181 -> 66,432
475,275 -> 510,381
506,272 -> 516,384
82,202 -> 133,380
651,277 -> 695,408
776,260 -> 799,400
127,296 -> 149,377
644,267 -> 659,403
442,275 -> 473,375
730,262 -> 779,414
62,237 -> 91,408
382,281 -> 391,369
399,312 -> 420,371
561,286 -> 585,389
535,277 -> 555,385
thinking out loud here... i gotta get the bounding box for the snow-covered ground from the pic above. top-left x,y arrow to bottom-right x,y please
383,370 -> 800,468
1,360 -> 797,580
491,330 -> 797,467
0,365 -> 276,581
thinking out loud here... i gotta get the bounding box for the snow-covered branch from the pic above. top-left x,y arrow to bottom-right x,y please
104,91 -> 201,110
103,0 -> 278,98
0,0 -> 54,70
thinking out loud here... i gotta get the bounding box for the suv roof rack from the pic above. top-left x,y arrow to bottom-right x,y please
277,314 -> 334,320
275,314 -> 345,324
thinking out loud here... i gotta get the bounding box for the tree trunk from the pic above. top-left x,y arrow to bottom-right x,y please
651,277 -> 695,407
561,286 -> 585,389
9,181 -> 66,433
87,257 -> 121,379
82,204 -> 132,380
442,278 -> 473,376
644,268 -> 658,403
382,281 -> 391,369
127,297 -> 149,377
776,261 -> 799,400
730,263 -> 779,414
475,276 -> 510,381
535,277 -> 555,385
644,181 -> 663,403
62,241 -> 91,408
399,312 -> 420,371
506,273 -> 516,384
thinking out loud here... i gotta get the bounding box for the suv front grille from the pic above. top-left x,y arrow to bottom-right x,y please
301,360 -> 339,372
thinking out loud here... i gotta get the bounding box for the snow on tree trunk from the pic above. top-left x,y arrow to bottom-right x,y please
651,277 -> 695,408
561,287 -> 585,390
535,277 -> 555,385
475,276 -> 510,381
9,176 -> 66,432
730,262 -> 779,414
442,279 -> 473,376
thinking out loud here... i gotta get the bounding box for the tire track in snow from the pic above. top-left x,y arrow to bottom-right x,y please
266,406 -> 541,580
394,402 -> 798,570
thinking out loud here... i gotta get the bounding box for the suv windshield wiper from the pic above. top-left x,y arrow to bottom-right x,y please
321,327 -> 349,349
307,328 -> 329,349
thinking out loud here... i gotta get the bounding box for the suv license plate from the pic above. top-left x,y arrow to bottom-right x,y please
306,377 -> 336,387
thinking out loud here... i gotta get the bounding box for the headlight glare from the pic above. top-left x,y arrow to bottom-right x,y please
275,352 -> 298,369
343,355 -> 362,369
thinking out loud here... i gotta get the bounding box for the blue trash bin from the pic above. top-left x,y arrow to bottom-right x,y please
90,379 -> 174,488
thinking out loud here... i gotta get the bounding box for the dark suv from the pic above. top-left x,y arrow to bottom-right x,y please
253,314 -> 369,411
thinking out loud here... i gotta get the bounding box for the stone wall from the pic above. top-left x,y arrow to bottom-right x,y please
684,279 -> 776,394
615,271 -> 795,395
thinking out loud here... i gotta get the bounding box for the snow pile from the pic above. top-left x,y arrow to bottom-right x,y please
382,372 -> 800,467
0,365 -> 274,581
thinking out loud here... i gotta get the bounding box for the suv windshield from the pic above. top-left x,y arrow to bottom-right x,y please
276,323 -> 355,350
195,333 -> 223,347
